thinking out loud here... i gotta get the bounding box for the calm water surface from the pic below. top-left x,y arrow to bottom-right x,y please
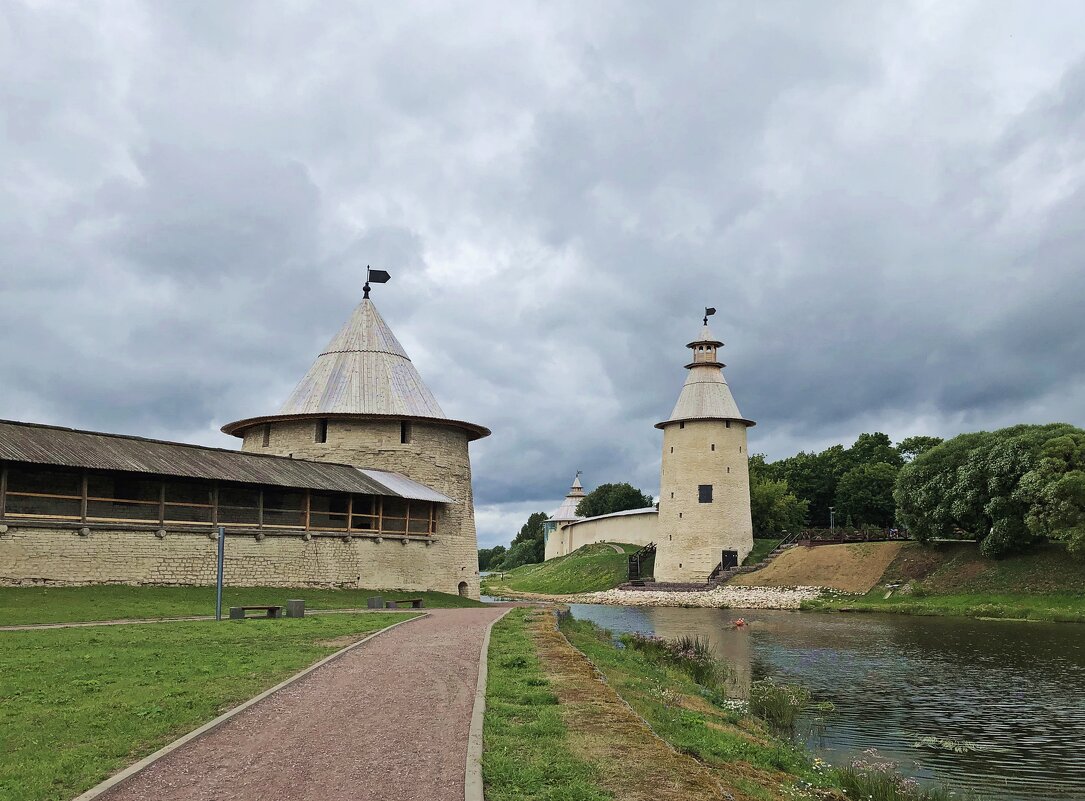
569,605 -> 1085,800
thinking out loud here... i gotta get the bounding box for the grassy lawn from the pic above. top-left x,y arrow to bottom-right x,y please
804,542 -> 1085,622
743,537 -> 783,566
482,609 -> 609,801
0,612 -> 415,801
0,585 -> 482,626
481,543 -> 638,596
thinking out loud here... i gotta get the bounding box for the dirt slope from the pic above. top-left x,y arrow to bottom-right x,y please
729,542 -> 904,593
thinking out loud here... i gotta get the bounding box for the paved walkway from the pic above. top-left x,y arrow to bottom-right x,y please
97,607 -> 508,801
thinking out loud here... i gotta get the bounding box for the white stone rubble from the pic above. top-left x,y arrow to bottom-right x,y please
572,584 -> 823,609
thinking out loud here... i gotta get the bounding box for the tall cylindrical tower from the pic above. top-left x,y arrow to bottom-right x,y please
221,292 -> 489,598
654,317 -> 755,583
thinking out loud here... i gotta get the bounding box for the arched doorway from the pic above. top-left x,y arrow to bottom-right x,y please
457,581 -> 468,597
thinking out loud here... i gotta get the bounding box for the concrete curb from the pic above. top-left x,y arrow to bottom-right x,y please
464,607 -> 513,801
71,612 -> 427,801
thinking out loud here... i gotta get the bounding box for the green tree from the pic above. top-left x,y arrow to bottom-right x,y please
894,423 -> 1085,557
1018,432 -> 1085,557
749,475 -> 808,534
897,435 -> 944,462
477,545 -> 506,571
847,432 -> 904,469
575,483 -> 654,518
835,462 -> 899,528
497,539 -> 542,570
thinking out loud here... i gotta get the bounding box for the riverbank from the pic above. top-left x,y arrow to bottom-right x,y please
483,607 -> 961,801
484,584 -> 822,608
804,542 -> 1085,623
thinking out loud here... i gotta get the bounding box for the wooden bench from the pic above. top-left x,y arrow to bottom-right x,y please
229,605 -> 283,619
384,598 -> 424,609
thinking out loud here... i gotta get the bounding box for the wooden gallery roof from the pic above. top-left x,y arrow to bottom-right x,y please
0,419 -> 453,503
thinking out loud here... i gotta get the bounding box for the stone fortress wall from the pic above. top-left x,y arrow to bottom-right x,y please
0,418 -> 481,597
545,508 -> 658,559
0,524 -> 447,590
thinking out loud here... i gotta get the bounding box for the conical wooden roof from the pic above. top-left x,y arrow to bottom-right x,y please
550,473 -> 587,521
278,299 -> 445,418
656,322 -> 755,429
222,298 -> 489,440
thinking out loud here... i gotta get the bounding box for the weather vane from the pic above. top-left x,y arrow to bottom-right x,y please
703,306 -> 716,326
363,265 -> 391,299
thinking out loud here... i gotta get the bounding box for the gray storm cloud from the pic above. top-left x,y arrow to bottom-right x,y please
2,1 -> 1084,546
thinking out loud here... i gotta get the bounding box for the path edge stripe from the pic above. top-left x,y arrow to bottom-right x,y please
71,611 -> 428,801
464,607 -> 514,801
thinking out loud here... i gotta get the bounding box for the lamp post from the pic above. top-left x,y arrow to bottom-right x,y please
829,506 -> 835,535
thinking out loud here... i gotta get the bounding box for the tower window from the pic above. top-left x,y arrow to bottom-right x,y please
679,422 -> 685,429
679,512 -> 682,519
670,492 -> 674,499
262,425 -> 270,447
315,419 -> 328,443
698,484 -> 713,503
739,446 -> 742,453
711,443 -> 715,451
726,421 -> 731,429
670,446 -> 673,453
400,421 -> 412,444
727,466 -> 731,473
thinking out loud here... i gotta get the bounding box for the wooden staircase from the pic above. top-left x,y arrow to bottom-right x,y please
620,531 -> 799,592
626,542 -> 656,585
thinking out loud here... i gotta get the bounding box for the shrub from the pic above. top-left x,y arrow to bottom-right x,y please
748,678 -> 810,731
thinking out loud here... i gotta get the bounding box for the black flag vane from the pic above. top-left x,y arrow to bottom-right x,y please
363,266 -> 391,299
703,306 -> 716,325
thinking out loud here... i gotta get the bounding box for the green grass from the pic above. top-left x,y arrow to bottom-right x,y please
481,543 -> 639,596
560,617 -> 823,788
805,590 -> 1085,622
482,609 -> 609,801
0,613 -> 415,801
743,538 -> 783,566
804,542 -> 1085,622
0,585 -> 482,626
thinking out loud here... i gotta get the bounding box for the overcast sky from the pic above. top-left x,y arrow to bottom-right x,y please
3,2 -> 1085,547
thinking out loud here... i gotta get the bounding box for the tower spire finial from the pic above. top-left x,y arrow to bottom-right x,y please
363,265 -> 392,300
703,306 -> 716,326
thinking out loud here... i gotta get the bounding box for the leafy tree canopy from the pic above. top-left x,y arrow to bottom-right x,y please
898,435 -> 944,461
477,545 -> 506,571
483,511 -> 549,571
836,462 -> 899,528
575,482 -> 654,518
894,423 -> 1085,558
749,474 -> 808,534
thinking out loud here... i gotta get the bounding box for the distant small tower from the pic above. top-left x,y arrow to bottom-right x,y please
654,312 -> 755,582
543,472 -> 586,560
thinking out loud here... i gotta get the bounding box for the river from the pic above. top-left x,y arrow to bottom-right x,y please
568,605 -> 1085,800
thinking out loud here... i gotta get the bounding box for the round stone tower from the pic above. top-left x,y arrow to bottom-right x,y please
654,316 -> 755,583
222,290 -> 490,598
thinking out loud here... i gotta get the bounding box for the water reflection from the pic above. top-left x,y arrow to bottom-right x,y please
569,605 -> 1085,801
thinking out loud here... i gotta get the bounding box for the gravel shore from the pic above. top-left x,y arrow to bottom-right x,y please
571,585 -> 824,609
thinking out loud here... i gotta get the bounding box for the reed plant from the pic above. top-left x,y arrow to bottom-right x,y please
620,632 -> 728,691
837,750 -> 966,801
748,678 -> 810,731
